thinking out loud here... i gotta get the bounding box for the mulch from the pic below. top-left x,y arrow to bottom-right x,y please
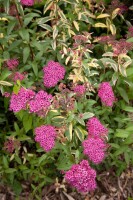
0,168 -> 133,200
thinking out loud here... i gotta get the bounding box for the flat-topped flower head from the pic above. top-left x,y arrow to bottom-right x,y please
29,90 -> 52,116
43,61 -> 65,88
98,82 -> 116,107
13,72 -> 25,83
128,26 -> 133,37
86,117 -> 108,138
20,0 -> 34,6
65,160 -> 96,193
82,138 -> 106,164
73,85 -> 86,96
10,88 -> 35,112
6,59 -> 19,70
35,125 -> 57,152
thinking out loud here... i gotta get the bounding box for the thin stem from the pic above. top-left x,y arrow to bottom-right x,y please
29,44 -> 34,61
14,2 -> 23,27
0,44 -> 4,51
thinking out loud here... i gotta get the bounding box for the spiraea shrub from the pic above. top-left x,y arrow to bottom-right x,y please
0,0 -> 133,198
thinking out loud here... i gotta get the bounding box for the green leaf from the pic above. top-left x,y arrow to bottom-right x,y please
38,154 -> 48,164
114,146 -> 128,156
52,116 -> 65,123
124,152 -> 130,165
5,168 -> 17,173
117,87 -> 129,103
12,180 -> 22,196
53,26 -> 58,40
39,24 -> 52,32
23,114 -> 32,133
75,117 -> 85,126
110,143 -> 120,149
23,46 -> 30,64
24,17 -> 33,26
31,62 -> 38,77
38,16 -> 53,24
13,85 -> 20,94
19,29 -> 29,42
14,122 -> 20,134
3,156 -> 9,168
122,106 -> 133,112
7,20 -> 16,35
115,130 -> 131,138
0,70 -> 11,80
8,40 -> 22,51
56,156 -> 73,170
127,37 -> 133,42
19,136 -> 32,141
68,123 -> 73,141
82,112 -> 94,119
74,126 -> 85,141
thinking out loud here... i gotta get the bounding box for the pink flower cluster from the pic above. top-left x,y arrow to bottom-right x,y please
20,0 -> 34,6
35,125 -> 57,152
73,85 -> 86,95
73,35 -> 87,43
43,61 -> 65,88
2,92 -> 10,98
96,35 -> 115,44
10,88 -> 35,112
29,90 -> 52,116
111,39 -> 133,56
4,138 -> 20,153
82,138 -> 106,164
86,117 -> 108,138
13,72 -> 25,83
128,26 -> 133,37
107,0 -> 128,14
82,117 -> 108,164
10,88 -> 52,115
20,0 -> 42,6
98,82 -> 116,107
6,59 -> 19,70
65,160 -> 96,193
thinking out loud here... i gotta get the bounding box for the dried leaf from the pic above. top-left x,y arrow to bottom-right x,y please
63,191 -> 75,200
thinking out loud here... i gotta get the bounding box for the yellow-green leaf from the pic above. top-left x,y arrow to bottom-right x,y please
68,123 -> 73,141
73,21 -> 79,31
97,13 -> 110,19
0,80 -> 13,86
112,8 -> 120,19
110,24 -> 116,35
94,23 -> 107,28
